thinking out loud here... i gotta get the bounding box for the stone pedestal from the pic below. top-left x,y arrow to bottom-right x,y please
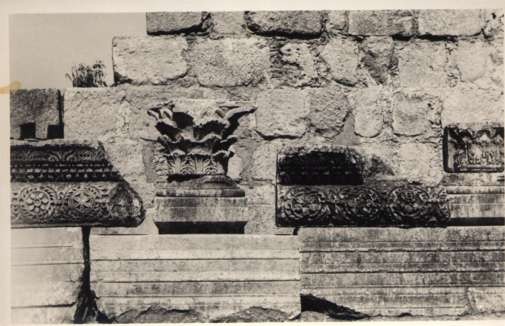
90,234 -> 301,322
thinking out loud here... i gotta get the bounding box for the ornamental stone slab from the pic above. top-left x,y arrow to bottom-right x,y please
10,140 -> 144,227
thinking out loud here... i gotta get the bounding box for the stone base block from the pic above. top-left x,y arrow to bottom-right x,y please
11,228 -> 84,323
90,234 -> 300,322
299,227 -> 505,317
154,197 -> 248,232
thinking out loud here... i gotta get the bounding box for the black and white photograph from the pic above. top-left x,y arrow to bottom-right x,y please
1,1 -> 505,324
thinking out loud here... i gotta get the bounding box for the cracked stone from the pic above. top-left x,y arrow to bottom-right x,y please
112,36 -> 188,85
190,38 -> 270,87
320,37 -> 359,85
255,88 -> 310,138
245,11 -> 323,36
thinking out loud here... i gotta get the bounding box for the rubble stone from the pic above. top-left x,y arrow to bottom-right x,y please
210,12 -> 246,35
320,37 -> 359,85
146,12 -> 204,34
348,10 -> 415,36
308,87 -> 351,138
418,10 -> 484,36
392,92 -> 431,136
361,37 -> 395,85
245,11 -> 323,36
349,87 -> 387,138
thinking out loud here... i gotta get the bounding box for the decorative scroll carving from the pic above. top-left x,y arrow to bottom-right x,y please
444,124 -> 504,173
10,140 -> 145,228
147,100 -> 255,180
11,182 -> 143,227
11,140 -> 120,182
277,184 -> 449,227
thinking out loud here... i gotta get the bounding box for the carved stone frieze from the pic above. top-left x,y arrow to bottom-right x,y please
11,181 -> 144,227
276,184 -> 449,227
443,124 -> 504,173
10,140 -> 144,228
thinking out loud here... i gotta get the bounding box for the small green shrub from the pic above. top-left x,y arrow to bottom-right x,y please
66,61 -> 108,87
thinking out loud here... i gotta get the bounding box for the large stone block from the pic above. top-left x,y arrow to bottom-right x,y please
397,41 -> 448,88
347,10 -> 415,36
11,228 -> 84,323
90,234 -> 300,322
299,227 -> 505,317
349,86 -> 387,138
308,87 -> 351,138
245,11 -> 323,36
418,9 -> 484,36
190,38 -> 269,87
279,42 -> 317,87
10,88 -> 61,139
320,37 -> 359,85
146,12 -> 205,34
112,36 -> 188,85
255,88 -> 310,138
441,85 -> 503,126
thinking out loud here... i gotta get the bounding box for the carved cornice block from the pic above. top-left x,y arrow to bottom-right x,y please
276,183 -> 449,227
11,140 -> 144,228
443,124 -> 504,173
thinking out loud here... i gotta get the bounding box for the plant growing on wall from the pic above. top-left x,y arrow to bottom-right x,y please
66,61 -> 108,87
147,101 -> 255,179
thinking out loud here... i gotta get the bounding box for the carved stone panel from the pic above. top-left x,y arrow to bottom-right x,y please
276,183 -> 449,227
443,124 -> 504,173
11,140 -> 144,228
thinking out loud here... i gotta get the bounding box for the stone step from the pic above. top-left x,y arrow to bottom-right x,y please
12,264 -> 84,283
12,246 -> 83,265
12,306 -> 76,324
93,280 -> 299,297
12,282 -> 80,307
300,226 -> 505,252
90,234 -> 300,258
97,295 -> 300,321
306,286 -> 505,316
11,227 -> 82,248
92,258 -> 299,274
303,250 -> 505,273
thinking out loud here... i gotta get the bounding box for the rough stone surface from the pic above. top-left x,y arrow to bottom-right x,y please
11,228 -> 84,323
454,40 -> 493,83
245,11 -> 323,36
361,37 -> 395,85
326,11 -> 348,34
255,88 -> 310,138
190,38 -> 269,86
418,10 -> 484,36
397,41 -> 448,89
308,87 -> 351,138
397,143 -> 442,185
348,10 -> 415,36
146,12 -> 204,34
113,36 -> 188,85
10,89 -> 61,139
251,140 -> 286,182
210,12 -> 246,35
392,92 -> 431,136
280,43 -> 317,86
441,85 -> 504,126
349,87 -> 387,138
482,9 -> 504,39
320,37 -> 359,85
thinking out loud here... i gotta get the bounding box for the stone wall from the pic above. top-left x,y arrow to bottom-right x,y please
11,9 -> 503,234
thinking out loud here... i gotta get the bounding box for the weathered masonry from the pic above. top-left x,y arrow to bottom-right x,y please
10,9 -> 505,323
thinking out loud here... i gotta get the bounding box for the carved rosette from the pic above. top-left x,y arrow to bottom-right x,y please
11,140 -> 145,228
277,184 -> 449,227
11,182 -> 143,227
